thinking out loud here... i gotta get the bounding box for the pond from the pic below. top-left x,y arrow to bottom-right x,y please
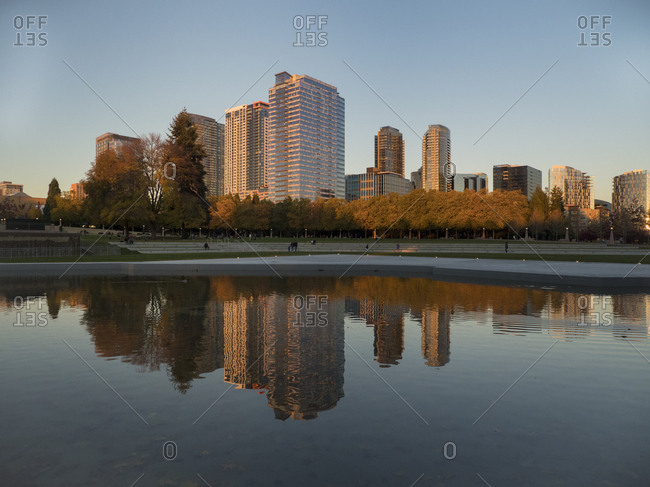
1,275 -> 648,486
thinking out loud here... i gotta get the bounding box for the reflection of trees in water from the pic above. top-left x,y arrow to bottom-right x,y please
3,275 -> 648,399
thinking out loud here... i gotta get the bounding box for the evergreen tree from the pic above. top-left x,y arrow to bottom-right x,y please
168,109 -> 207,199
43,178 -> 61,222
549,186 -> 564,213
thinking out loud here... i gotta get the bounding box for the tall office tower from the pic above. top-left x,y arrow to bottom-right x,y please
188,113 -> 225,198
613,169 -> 650,214
422,124 -> 451,191
224,101 -> 269,196
493,164 -> 542,199
375,126 -> 404,177
452,173 -> 488,192
267,72 -> 345,202
549,165 -> 593,208
95,132 -> 139,157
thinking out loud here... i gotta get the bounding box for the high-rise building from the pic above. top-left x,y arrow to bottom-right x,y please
345,168 -> 412,201
375,126 -> 404,177
549,165 -> 593,208
422,124 -> 451,192
613,169 -> 650,214
187,113 -> 225,198
267,72 -> 345,202
452,173 -> 488,192
224,102 -> 269,197
95,132 -> 139,157
493,164 -> 542,199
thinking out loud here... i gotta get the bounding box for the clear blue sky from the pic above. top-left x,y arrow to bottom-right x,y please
1,0 -> 648,201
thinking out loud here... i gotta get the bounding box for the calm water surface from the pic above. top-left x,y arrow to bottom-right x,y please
1,276 -> 649,486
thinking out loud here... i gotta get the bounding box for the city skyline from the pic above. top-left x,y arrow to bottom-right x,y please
1,1 -> 648,202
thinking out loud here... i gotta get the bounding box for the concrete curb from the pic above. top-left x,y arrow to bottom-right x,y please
1,255 -> 648,290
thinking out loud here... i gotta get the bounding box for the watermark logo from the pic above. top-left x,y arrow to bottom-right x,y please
577,15 -> 612,47
13,15 -> 48,47
443,161 -> 456,182
163,162 -> 176,180
293,15 -> 328,47
13,296 -> 48,327
576,295 -> 613,326
443,441 -> 457,460
292,295 -> 328,327
162,441 -> 177,460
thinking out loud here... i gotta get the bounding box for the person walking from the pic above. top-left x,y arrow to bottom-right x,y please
505,242 -> 509,254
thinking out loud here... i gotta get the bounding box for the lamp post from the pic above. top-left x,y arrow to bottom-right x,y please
565,226 -> 569,241
525,227 -> 528,240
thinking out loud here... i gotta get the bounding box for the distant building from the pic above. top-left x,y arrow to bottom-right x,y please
493,164 -> 542,199
345,168 -> 412,201
69,182 -> 86,199
566,205 -> 608,234
0,181 -> 23,196
613,169 -> 650,214
594,199 -> 612,212
224,102 -> 269,198
267,72 -> 345,202
452,173 -> 488,192
375,126 -> 404,177
422,125 -> 451,192
410,167 -> 422,190
549,165 -> 593,208
95,132 -> 139,157
188,113 -> 225,198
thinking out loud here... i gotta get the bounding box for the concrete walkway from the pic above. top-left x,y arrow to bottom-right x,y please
111,240 -> 649,255
1,255 -> 648,289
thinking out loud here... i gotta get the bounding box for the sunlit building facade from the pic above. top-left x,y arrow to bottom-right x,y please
549,165 -> 593,209
0,181 -> 23,196
375,126 -> 404,177
188,113 -> 224,198
345,168 -> 412,201
224,102 -> 269,197
613,169 -> 650,214
95,132 -> 139,157
422,124 -> 451,192
267,72 -> 345,202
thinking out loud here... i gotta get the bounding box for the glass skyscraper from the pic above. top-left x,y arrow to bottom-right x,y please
267,72 -> 345,202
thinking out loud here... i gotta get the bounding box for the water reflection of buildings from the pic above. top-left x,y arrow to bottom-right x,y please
4,276 -> 649,415
418,308 -> 451,367
223,294 -> 345,420
346,299 -> 451,368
